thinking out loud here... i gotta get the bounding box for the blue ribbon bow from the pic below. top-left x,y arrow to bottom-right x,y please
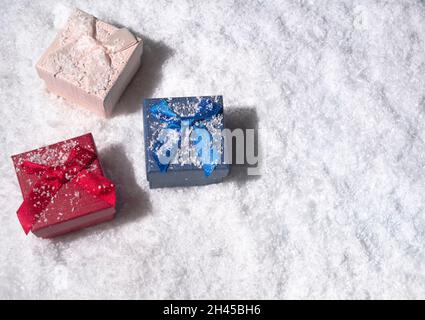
149,98 -> 223,177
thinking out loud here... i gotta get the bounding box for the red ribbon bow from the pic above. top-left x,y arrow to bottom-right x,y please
17,145 -> 116,234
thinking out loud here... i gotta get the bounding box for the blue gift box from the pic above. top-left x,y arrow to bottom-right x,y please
143,96 -> 230,188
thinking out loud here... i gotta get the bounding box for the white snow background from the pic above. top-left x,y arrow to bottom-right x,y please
1,0 -> 425,299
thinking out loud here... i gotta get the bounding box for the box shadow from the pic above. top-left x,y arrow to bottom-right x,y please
224,106 -> 262,186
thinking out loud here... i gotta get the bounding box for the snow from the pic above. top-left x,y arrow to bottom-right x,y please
1,0 -> 425,299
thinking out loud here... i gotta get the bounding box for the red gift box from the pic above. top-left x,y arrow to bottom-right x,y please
11,133 -> 116,238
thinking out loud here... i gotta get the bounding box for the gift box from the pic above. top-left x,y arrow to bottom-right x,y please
36,9 -> 143,116
143,96 -> 230,188
11,133 -> 116,238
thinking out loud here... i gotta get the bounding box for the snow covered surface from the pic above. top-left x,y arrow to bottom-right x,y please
1,0 -> 425,299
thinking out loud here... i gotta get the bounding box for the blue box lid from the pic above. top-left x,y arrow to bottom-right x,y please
143,96 -> 229,178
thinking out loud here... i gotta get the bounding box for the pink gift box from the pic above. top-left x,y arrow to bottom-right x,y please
36,9 -> 143,116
